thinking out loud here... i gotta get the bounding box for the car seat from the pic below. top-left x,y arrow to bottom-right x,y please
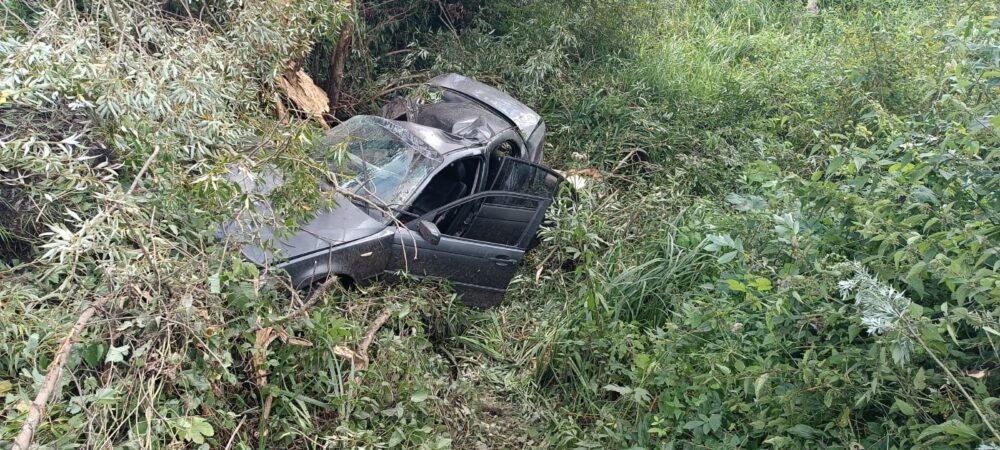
410,162 -> 468,217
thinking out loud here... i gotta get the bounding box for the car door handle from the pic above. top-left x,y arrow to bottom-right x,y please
491,255 -> 514,266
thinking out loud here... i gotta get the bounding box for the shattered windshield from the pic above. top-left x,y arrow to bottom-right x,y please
314,116 -> 441,212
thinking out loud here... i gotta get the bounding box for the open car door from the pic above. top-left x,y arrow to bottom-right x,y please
487,156 -> 572,248
386,192 -> 550,308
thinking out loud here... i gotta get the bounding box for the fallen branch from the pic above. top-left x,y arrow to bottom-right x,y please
359,306 -> 394,356
333,306 -> 393,371
252,326 -> 278,450
12,296 -> 111,450
127,145 -> 161,195
268,276 -> 341,327
535,248 -> 557,282
224,415 -> 247,450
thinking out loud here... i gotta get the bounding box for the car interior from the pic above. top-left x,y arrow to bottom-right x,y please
400,153 -> 561,249
408,157 -> 480,217
454,195 -> 541,247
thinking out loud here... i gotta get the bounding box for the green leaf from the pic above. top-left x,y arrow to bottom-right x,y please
894,398 -> 916,416
748,276 -> 772,292
787,424 -> 817,439
905,262 -> 926,298
174,417 -> 214,445
634,353 -> 651,372
913,369 -> 926,390
726,279 -> 747,293
410,390 -> 432,403
209,273 -> 221,294
104,345 -> 130,364
683,420 -> 703,430
754,373 -> 769,399
725,193 -> 767,212
918,419 -> 978,442
825,155 -> 845,178
632,387 -> 651,405
388,430 -> 404,447
707,413 -> 722,432
718,251 -> 738,264
189,418 -> 214,444
82,342 -> 106,367
603,384 -> 633,396
764,436 -> 793,448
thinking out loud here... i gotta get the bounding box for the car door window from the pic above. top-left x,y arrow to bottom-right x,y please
485,140 -> 522,188
489,157 -> 566,204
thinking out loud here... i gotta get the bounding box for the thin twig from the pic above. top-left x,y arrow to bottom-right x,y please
257,394 -> 273,450
12,296 -> 111,450
332,306 -> 394,371
224,415 -> 247,450
905,321 -> 1000,442
127,146 -> 160,195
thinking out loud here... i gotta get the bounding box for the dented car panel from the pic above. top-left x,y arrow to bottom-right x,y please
224,74 -> 562,308
427,74 -> 543,143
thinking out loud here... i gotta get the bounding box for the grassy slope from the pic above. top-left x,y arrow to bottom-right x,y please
2,0 -> 999,448
403,0 -> 1000,448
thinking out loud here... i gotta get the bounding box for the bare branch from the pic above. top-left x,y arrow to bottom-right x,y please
12,296 -> 111,450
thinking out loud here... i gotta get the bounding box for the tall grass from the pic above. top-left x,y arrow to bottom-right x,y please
440,0 -> 1000,448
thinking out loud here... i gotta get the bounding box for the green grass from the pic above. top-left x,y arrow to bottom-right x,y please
2,0 -> 999,448
397,0 -> 1000,448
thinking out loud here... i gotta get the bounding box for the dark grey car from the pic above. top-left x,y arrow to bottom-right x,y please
225,74 -> 564,308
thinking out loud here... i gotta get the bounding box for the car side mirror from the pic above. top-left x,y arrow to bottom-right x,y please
417,220 -> 441,245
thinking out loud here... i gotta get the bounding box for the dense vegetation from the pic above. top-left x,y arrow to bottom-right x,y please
2,0 -> 999,449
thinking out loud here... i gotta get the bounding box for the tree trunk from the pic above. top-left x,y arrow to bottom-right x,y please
328,2 -> 356,114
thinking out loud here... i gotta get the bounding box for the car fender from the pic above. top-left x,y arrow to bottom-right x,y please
278,229 -> 395,288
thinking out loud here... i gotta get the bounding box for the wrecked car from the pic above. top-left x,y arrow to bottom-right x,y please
224,74 -> 566,308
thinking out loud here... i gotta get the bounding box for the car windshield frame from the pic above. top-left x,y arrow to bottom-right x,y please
314,116 -> 443,217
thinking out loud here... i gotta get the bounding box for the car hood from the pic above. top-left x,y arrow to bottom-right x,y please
220,168 -> 386,266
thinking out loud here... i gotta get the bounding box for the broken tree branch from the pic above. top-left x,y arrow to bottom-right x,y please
333,306 -> 393,371
276,68 -> 330,127
359,306 -> 393,356
12,296 -> 111,450
267,276 -> 340,328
